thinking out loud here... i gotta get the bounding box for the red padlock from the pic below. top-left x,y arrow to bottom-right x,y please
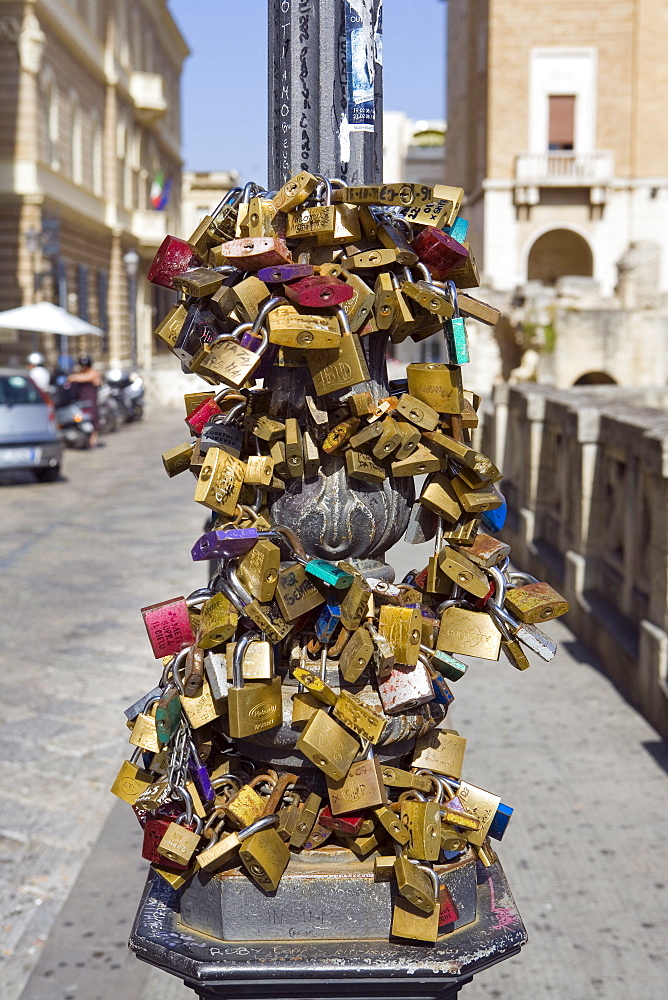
148,235 -> 202,288
318,806 -> 369,836
142,806 -> 189,868
410,228 -> 469,280
186,397 -> 223,436
283,275 -> 354,309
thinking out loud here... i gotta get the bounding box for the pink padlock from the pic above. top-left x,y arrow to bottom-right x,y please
185,397 -> 223,436
141,597 -> 195,659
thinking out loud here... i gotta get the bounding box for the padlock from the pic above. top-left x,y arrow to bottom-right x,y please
267,304 -> 343,349
332,183 -> 434,207
406,362 -> 464,414
225,638 -> 273,681
128,697 -> 161,753
371,804 -> 410,845
218,235 -> 292,271
401,196 -> 457,229
227,631 -> 283,739
162,441 -> 195,478
394,854 -> 437,915
157,805 -> 203,867
377,606 -> 422,666
400,791 -> 442,862
410,227 -> 469,280
450,475 -> 504,514
438,546 -> 492,599
419,474 -> 464,523
257,263 -> 314,283
197,592 -> 239,649
332,688 -> 386,744
306,307 -> 370,396
289,791 -> 323,848
223,773 -> 276,829
271,170 -> 319,212
401,278 -> 454,318
411,729 -> 467,778
196,814 -> 282,873
236,538 -> 281,602
319,806 -> 369,836
141,597 -> 195,659
456,781 -> 502,847
377,659 -> 435,714
420,644 -> 468,683
148,235 -> 202,288
443,280 -> 470,364
275,563 -> 326,621
391,442 -> 444,478
110,748 -> 154,805
447,241 -> 480,288
391,864 -> 441,943
239,813 -> 291,891
504,579 -> 569,623
338,624 -> 375,682
183,644 -> 206,698
364,621 -> 396,677
326,745 -> 388,815
193,447 -> 246,517
322,416 -> 361,453
296,709 -> 360,780
437,604 -> 502,660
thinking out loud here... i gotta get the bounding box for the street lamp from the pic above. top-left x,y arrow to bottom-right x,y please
123,247 -> 140,370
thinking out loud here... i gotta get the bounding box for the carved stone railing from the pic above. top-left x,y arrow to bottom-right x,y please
515,151 -> 615,185
481,383 -> 668,739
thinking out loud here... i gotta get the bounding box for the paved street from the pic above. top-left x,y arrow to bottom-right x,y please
1,404 -> 667,1000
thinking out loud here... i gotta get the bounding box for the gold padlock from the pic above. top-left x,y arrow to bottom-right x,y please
391,866 -> 440,943
237,539 -> 281,603
437,606 -> 502,660
267,305 -> 342,349
157,819 -> 201,866
307,313 -> 370,397
504,582 -> 569,623
346,448 -> 387,483
411,729 -> 467,779
326,751 -> 388,815
162,441 -> 195,478
438,547 -> 491,599
275,563 -> 326,621
227,634 -> 283,739
239,823 -> 290,891
296,709 -> 360,780
394,855 -> 437,914
401,795 -> 441,862
332,689 -> 386,744
377,605 -> 422,666
198,592 -> 239,648
406,363 -> 464,414
153,304 -> 188,355
194,447 -> 246,517
419,473 -> 464,523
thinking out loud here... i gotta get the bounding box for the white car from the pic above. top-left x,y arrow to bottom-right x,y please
0,368 -> 63,481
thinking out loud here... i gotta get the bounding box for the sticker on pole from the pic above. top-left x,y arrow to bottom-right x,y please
345,0 -> 377,133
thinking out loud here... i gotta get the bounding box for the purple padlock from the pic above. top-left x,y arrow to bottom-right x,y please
257,263 -> 314,283
188,753 -> 215,803
239,329 -> 279,377
191,528 -> 261,561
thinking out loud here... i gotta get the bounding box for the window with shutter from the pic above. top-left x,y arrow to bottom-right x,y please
548,95 -> 575,151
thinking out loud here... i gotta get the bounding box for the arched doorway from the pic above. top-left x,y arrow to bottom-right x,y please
573,371 -> 616,385
527,229 -> 593,285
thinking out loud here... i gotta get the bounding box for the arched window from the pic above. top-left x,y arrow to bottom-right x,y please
573,371 -> 616,385
91,112 -> 103,196
527,229 -> 593,285
46,76 -> 60,170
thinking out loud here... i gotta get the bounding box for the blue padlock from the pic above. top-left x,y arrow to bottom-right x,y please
444,216 -> 469,243
481,492 -> 507,533
315,600 -> 342,642
488,801 -> 514,841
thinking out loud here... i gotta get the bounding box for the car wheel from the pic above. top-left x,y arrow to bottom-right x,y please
35,464 -> 60,482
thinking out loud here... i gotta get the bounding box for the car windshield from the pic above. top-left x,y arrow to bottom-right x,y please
0,374 -> 43,406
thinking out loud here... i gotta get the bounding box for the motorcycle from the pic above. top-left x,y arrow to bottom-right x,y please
98,381 -> 124,434
105,369 -> 145,422
51,377 -> 94,449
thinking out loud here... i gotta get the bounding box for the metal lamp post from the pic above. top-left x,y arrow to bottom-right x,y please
123,247 -> 139,370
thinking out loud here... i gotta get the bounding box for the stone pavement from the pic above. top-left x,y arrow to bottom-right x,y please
2,405 -> 666,1000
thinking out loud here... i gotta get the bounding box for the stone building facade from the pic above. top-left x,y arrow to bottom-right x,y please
446,0 -> 668,297
0,0 -> 188,369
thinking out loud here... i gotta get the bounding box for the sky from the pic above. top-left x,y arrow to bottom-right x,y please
169,0 -> 446,185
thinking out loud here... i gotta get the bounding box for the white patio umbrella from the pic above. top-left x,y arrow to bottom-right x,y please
0,301 -> 103,336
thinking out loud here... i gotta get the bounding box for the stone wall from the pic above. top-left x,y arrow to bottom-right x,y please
481,383 -> 668,739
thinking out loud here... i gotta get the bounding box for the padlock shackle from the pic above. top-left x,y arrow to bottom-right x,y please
169,647 -> 190,695
225,561 -> 254,607
232,630 -> 263,689
335,305 -> 352,337
416,863 -> 440,903
186,587 -> 214,608
215,578 -> 247,617
506,570 -> 540,587
238,813 -> 280,842
172,782 -> 194,825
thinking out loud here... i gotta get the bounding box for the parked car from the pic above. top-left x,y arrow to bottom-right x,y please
0,367 -> 63,481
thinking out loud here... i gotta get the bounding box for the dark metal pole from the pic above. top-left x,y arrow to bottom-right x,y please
268,0 -> 383,188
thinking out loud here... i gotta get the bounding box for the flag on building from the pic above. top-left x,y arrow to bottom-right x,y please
150,171 -> 172,210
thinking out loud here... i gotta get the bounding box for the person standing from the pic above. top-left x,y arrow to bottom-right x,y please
26,352 -> 51,391
67,354 -> 102,448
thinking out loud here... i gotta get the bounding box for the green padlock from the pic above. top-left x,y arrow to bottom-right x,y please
302,558 -> 354,590
443,280 -> 470,365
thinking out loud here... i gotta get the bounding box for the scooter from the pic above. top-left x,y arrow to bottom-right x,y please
51,378 -> 94,449
105,369 -> 145,422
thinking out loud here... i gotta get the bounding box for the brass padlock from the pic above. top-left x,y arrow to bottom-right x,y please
110,752 -> 154,805
346,448 -> 387,483
162,441 -> 195,478
338,625 -> 375,682
239,817 -> 290,891
391,442 -> 444,478
237,539 -> 281,603
223,774 -> 275,829
400,793 -> 441,862
377,605 -> 422,666
406,362 -> 464,414
372,804 -> 410,845
289,791 -> 322,848
128,699 -> 161,753
457,781 -> 502,846
332,689 -> 386,744
198,592 -> 239,648
194,447 -> 246,517
437,605 -> 502,660
271,170 -> 319,212
307,310 -> 370,396
284,417 -> 304,477
275,563 -> 326,621
419,473 -> 464,523
391,865 -> 440,943
157,810 -> 202,866
267,305 -> 342,349
411,729 -> 467,779
340,575 -> 373,632
296,709 -> 360,780
227,633 -> 283,739
394,854 -> 437,914
505,581 -> 569,623
327,747 -> 388,814
225,638 -> 273,681
438,547 -> 491,599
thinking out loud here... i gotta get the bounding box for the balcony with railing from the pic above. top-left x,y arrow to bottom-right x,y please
515,151 -> 615,185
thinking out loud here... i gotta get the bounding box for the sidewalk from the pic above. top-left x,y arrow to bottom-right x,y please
3,410 -> 666,1000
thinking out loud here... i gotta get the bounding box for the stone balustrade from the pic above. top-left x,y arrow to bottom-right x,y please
481,383 -> 668,739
